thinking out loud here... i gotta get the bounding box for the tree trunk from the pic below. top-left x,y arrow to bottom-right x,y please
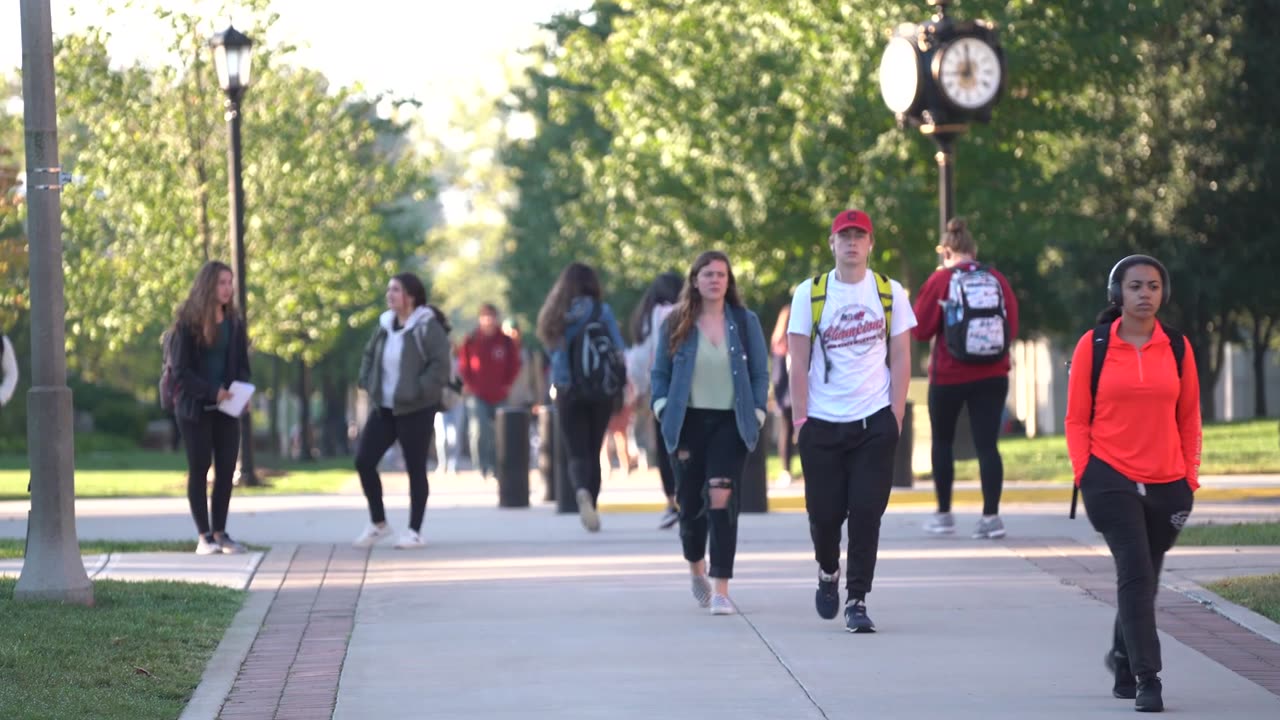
1252,315 -> 1274,418
297,359 -> 314,461
268,355 -> 281,456
320,366 -> 350,457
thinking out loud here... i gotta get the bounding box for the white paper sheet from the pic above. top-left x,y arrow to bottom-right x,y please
217,381 -> 255,417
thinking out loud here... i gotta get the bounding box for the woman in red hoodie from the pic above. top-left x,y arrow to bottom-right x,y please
1065,254 -> 1201,713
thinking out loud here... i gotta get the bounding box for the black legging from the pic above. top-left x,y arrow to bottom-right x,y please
179,410 -> 240,536
927,376 -> 1008,516
776,406 -> 795,475
355,407 -> 435,532
654,416 -> 675,498
555,394 -> 613,502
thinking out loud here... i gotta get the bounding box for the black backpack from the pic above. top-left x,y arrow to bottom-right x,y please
942,263 -> 1010,364
566,301 -> 627,404
158,326 -> 183,412
1068,322 -> 1186,518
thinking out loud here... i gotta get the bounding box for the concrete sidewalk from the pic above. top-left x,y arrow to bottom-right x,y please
0,550 -> 263,589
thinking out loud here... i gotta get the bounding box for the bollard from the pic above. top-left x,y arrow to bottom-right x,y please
554,408 -> 578,514
892,401 -> 914,488
740,414 -> 770,513
495,407 -> 530,508
537,405 -> 556,503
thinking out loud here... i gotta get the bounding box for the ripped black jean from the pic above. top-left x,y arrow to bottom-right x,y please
672,408 -> 747,579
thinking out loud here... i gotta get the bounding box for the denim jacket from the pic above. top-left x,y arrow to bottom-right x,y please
650,306 -> 769,452
549,296 -> 626,389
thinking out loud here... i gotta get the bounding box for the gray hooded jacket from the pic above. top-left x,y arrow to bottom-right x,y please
357,306 -> 451,415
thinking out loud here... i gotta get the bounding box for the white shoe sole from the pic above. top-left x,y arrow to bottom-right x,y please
925,526 -> 956,535
974,530 -> 1007,539
393,542 -> 425,550
353,531 -> 393,548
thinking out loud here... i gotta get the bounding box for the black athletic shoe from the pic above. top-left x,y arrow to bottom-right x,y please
1135,676 -> 1163,713
844,600 -> 875,633
1105,650 -> 1137,699
815,569 -> 840,620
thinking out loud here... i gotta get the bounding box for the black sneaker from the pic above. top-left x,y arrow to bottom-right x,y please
815,569 -> 840,620
1104,650 -> 1137,699
844,600 -> 875,633
1135,676 -> 1163,713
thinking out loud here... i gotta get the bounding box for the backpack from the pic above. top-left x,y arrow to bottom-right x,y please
158,326 -> 183,412
808,270 -> 894,367
942,264 -> 1010,364
566,301 -> 627,404
1068,322 -> 1186,518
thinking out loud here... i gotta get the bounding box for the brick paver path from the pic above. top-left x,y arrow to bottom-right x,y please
218,545 -> 369,720
1011,538 -> 1280,697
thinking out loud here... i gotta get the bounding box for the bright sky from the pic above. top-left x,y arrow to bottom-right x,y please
2,0 -> 590,133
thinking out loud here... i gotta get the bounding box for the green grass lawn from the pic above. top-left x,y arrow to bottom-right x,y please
0,539 -> 199,560
1179,521 -> 1280,546
0,579 -> 243,720
1206,574 -> 1280,624
0,453 -> 354,501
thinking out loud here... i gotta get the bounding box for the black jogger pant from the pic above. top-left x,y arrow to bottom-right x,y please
798,406 -> 899,599
927,376 -> 1008,516
672,408 -> 747,579
1081,456 -> 1194,679
179,409 -> 241,536
654,416 -> 676,498
555,394 -> 613,503
355,407 -> 435,532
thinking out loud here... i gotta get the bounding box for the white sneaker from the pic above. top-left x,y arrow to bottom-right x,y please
576,488 -> 601,533
352,523 -> 393,548
709,594 -> 736,616
924,512 -> 956,535
393,529 -> 425,549
195,534 -> 220,555
774,471 -> 793,489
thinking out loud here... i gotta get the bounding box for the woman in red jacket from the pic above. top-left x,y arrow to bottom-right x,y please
911,218 -> 1019,539
1064,254 -> 1201,713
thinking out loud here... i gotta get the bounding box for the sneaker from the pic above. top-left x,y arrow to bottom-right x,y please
691,574 -> 712,608
924,511 -> 956,535
709,594 -> 736,616
352,522 -> 393,548
844,600 -> 876,633
659,507 -> 679,530
1135,676 -> 1163,712
1104,650 -> 1137,699
576,488 -> 601,532
972,515 -> 1007,539
393,529 -> 425,549
774,471 -> 793,489
217,534 -> 247,555
815,568 -> 840,620
195,533 -> 220,555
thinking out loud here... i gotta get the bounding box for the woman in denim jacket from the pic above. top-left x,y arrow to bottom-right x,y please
651,251 -> 769,615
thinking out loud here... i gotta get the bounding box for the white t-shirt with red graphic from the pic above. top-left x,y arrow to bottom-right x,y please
787,270 -> 917,423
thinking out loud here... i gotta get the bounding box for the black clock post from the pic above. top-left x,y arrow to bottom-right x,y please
877,0 -> 1006,241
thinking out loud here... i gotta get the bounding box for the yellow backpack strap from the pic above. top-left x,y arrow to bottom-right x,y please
874,271 -> 893,346
808,272 -> 829,347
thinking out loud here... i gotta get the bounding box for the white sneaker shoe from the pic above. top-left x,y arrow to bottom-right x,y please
576,488 -> 601,533
195,534 -> 220,555
924,512 -> 956,535
774,471 -> 793,488
394,529 -> 425,549
352,523 -> 393,548
709,594 -> 736,616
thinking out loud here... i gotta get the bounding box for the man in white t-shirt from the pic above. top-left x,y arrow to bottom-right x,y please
787,208 -> 917,633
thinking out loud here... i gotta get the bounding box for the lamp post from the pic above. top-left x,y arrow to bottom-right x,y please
15,0 -> 93,604
877,0 -> 1005,241
209,25 -> 259,486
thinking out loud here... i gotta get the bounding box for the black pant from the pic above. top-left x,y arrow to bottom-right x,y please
355,407 -> 435,532
672,408 -> 747,579
179,410 -> 241,536
799,406 -> 899,598
555,394 -> 613,502
927,376 -> 1008,516
1081,456 -> 1194,678
654,416 -> 675,498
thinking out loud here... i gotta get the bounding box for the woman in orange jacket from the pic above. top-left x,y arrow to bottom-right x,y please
1064,254 -> 1201,713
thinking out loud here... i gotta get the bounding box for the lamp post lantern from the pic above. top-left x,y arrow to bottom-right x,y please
878,0 -> 1005,241
209,25 -> 260,486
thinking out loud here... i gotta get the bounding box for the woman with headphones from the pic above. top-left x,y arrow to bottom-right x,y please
1064,255 -> 1201,713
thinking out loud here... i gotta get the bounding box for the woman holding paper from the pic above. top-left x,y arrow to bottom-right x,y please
171,261 -> 252,555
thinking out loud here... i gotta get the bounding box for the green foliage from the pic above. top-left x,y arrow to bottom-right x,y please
1180,522 -> 1280,547
1207,574 -> 1280,624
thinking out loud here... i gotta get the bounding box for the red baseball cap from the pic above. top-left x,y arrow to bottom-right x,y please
831,209 -> 873,235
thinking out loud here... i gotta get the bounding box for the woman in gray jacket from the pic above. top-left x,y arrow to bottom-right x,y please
651,251 -> 769,615
353,272 -> 452,549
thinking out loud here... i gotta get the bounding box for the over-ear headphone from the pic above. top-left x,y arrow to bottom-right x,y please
1107,254 -> 1171,307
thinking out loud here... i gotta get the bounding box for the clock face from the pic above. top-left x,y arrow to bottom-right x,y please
936,37 -> 1002,110
878,37 -> 920,114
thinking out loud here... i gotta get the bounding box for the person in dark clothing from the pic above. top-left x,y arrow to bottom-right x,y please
769,304 -> 796,487
1065,255 -> 1201,713
352,272 -> 452,550
650,251 -> 769,615
628,271 -> 682,528
170,261 -> 251,555
537,262 -> 625,533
